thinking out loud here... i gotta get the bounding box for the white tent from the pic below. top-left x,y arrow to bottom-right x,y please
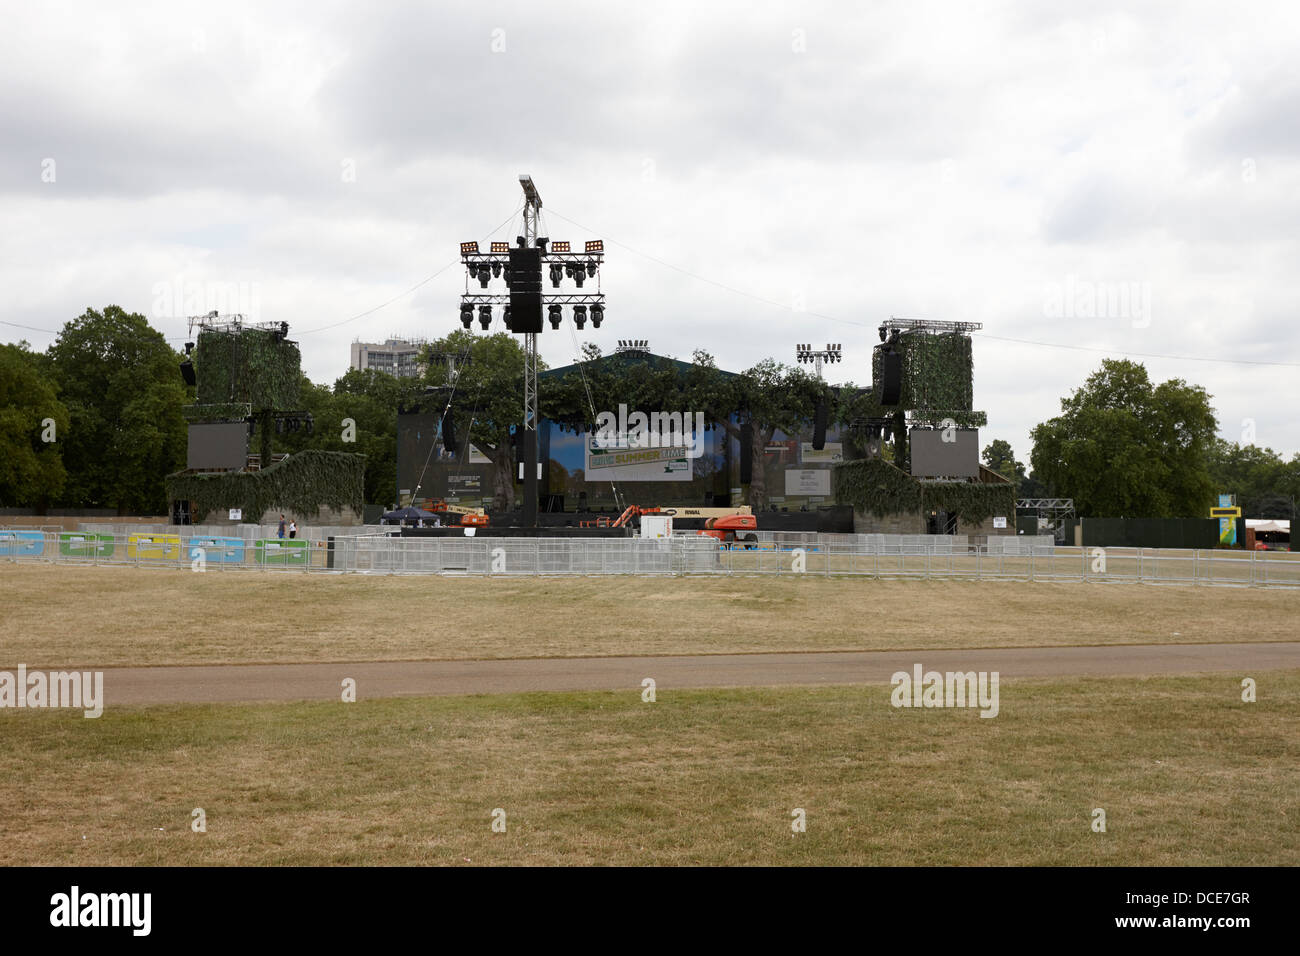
1246,519 -> 1290,534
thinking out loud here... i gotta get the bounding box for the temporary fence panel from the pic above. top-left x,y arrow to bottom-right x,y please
127,534 -> 181,560
0,530 -> 46,557
5,530 -> 1300,588
255,539 -> 310,566
186,536 -> 247,564
59,532 -> 115,558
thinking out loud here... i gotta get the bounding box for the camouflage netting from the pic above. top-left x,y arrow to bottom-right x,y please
182,402 -> 251,423
166,450 -> 364,522
864,332 -> 986,428
193,327 -> 301,411
833,457 -> 1014,524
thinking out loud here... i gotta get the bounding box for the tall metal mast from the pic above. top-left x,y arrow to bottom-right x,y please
519,175 -> 542,527
457,176 -> 605,528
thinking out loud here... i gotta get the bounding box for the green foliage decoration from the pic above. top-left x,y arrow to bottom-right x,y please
833,456 -> 1015,525
870,332 -> 976,415
183,402 -> 252,423
194,327 -> 301,410
166,449 -> 364,522
899,332 -> 974,412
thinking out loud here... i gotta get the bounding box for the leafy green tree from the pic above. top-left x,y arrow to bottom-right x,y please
1029,359 -> 1217,517
47,306 -> 191,513
1017,470 -> 1049,499
1206,440 -> 1300,518
333,368 -> 422,504
421,331 -> 533,509
0,342 -> 69,508
273,368 -> 423,506
981,438 -> 1049,497
981,439 -> 1021,483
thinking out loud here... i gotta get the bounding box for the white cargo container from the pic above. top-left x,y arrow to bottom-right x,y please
639,515 -> 673,539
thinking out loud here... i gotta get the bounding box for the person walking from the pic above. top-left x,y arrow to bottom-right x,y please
277,514 -> 286,539
289,520 -> 297,539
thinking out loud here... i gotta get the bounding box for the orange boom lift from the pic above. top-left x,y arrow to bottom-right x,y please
697,513 -> 759,549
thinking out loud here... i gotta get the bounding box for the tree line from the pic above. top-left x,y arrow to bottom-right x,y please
2,307 -> 1296,519
982,358 -> 1300,519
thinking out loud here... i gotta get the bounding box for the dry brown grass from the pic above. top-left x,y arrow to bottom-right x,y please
1,672 -> 1295,866
0,563 -> 1290,668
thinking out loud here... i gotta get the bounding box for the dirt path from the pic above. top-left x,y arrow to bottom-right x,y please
77,642 -> 1300,705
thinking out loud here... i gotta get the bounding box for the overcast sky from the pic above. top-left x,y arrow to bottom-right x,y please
3,1 -> 1298,462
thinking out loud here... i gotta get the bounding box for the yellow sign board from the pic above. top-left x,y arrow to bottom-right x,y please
127,534 -> 182,559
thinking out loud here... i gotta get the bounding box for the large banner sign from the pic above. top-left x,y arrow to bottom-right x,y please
800,442 -> 843,464
585,438 -> 692,482
785,469 -> 832,496
582,404 -> 703,482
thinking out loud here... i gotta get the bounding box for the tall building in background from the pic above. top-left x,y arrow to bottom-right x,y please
350,338 -> 426,378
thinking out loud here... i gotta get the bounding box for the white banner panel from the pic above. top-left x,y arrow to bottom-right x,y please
584,435 -> 692,482
800,442 -> 843,464
785,469 -> 831,496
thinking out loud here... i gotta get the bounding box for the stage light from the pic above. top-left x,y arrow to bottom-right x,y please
478,268 -> 491,289
460,304 -> 474,329
590,303 -> 604,328
478,305 -> 492,330
549,264 -> 563,287
503,306 -> 512,331
491,261 -> 502,278
585,259 -> 597,278
573,305 -> 587,329
585,240 -> 604,253
552,241 -> 571,253
537,237 -> 549,253
573,267 -> 585,288
879,327 -> 887,342
461,241 -> 480,255
490,241 -> 510,254
467,261 -> 479,279
516,236 -> 526,248
548,304 -> 563,329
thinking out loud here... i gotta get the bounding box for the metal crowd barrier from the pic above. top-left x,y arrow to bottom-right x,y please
2,529 -> 1298,587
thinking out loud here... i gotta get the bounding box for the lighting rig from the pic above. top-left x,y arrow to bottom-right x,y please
795,342 -> 842,379
457,175 -> 607,526
877,317 -> 982,339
